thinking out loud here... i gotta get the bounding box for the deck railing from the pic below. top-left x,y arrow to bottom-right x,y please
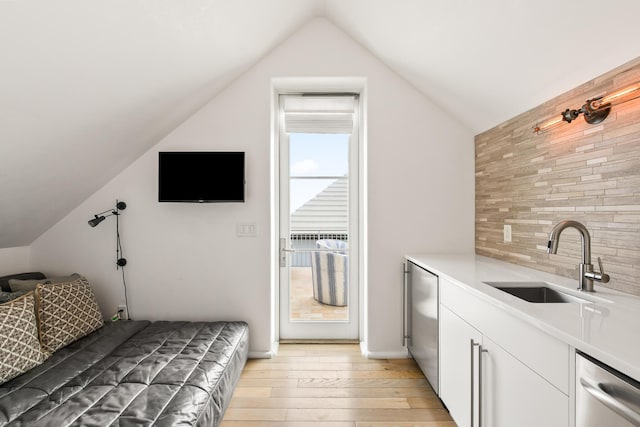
290,233 -> 348,267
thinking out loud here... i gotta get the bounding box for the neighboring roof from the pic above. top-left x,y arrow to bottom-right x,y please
291,177 -> 347,234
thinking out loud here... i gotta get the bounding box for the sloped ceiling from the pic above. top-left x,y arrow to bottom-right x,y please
0,0 -> 325,248
2,0 -> 640,248
324,0 -> 640,132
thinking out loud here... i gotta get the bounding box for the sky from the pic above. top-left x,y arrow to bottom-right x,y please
289,132 -> 349,212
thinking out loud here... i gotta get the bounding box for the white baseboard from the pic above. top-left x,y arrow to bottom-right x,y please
360,342 -> 409,359
250,342 -> 408,359
248,351 -> 272,359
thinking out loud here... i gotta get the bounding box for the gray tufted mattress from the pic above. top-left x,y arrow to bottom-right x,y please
0,320 -> 249,426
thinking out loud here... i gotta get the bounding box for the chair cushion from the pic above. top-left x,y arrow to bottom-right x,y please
316,239 -> 348,252
0,292 -> 48,384
35,277 -> 103,353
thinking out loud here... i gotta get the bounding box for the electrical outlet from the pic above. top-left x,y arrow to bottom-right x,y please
504,224 -> 512,243
117,305 -> 128,320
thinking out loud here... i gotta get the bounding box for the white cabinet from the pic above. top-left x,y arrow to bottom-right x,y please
439,277 -> 569,427
440,305 -> 481,427
481,335 -> 568,427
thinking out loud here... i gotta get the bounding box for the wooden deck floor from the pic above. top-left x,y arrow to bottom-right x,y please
290,267 -> 348,321
221,344 -> 455,426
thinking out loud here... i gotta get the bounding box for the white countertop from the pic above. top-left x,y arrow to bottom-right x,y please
405,253 -> 640,382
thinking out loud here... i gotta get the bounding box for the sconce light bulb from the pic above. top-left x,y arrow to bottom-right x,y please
593,82 -> 640,109
534,115 -> 565,134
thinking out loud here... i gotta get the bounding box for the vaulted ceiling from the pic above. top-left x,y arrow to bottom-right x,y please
2,0 -> 640,248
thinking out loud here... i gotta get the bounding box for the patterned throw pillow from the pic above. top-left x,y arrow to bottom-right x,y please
35,277 -> 104,353
0,292 -> 48,384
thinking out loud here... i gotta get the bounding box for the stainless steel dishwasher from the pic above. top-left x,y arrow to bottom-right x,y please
404,261 -> 439,394
576,351 -> 640,426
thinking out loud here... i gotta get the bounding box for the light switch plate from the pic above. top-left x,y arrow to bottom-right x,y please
237,222 -> 257,237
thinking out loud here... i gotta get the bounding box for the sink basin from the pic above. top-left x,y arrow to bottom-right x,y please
483,281 -> 591,304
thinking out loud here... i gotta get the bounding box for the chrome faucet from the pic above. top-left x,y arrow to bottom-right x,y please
547,220 -> 609,292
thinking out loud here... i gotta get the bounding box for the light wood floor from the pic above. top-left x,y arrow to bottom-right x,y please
221,344 -> 455,427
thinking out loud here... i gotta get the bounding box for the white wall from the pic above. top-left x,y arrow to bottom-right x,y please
30,18 -> 474,355
0,246 -> 31,276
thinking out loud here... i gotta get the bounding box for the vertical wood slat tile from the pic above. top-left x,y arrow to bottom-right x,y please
475,56 -> 640,296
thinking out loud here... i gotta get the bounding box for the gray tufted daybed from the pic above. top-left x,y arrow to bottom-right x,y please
0,273 -> 249,427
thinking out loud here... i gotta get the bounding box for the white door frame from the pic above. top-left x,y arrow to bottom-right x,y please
270,77 -> 367,344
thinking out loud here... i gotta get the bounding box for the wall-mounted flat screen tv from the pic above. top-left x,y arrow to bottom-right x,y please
158,151 -> 245,203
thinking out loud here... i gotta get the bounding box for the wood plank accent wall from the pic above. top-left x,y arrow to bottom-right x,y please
475,57 -> 640,296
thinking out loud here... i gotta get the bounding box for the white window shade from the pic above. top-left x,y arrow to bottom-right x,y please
282,95 -> 357,134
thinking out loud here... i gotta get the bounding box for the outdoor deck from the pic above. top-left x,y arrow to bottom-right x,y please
290,267 -> 348,321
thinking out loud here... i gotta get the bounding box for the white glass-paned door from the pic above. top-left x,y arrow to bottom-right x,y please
278,95 -> 359,340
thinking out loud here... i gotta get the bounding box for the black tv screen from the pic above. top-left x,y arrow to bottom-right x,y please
158,151 -> 245,202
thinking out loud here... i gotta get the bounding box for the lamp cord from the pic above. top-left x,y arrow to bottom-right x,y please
120,266 -> 130,320
115,208 -> 131,320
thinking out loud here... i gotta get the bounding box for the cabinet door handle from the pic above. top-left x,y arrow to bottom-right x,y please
580,377 -> 640,425
470,339 -> 480,427
478,345 -> 488,427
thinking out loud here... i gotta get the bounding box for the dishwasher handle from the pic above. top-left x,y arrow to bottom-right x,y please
402,263 -> 410,347
580,377 -> 640,425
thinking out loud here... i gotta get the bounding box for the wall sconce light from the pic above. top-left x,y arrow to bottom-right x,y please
88,200 -> 127,267
88,200 -> 130,319
88,201 -> 126,228
534,80 -> 640,134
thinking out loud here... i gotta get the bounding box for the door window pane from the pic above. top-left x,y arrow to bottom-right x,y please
288,133 -> 349,322
289,133 -> 349,177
